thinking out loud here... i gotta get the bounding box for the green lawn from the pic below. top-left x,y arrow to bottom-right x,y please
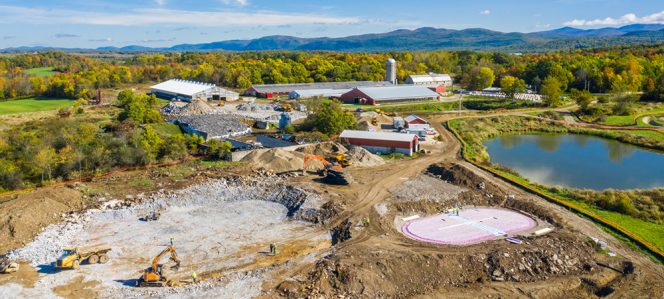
618,129 -> 664,141
25,67 -> 57,77
151,122 -> 183,137
0,98 -> 73,115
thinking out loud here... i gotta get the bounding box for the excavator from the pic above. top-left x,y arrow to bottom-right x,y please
333,154 -> 352,167
303,155 -> 351,185
137,245 -> 181,287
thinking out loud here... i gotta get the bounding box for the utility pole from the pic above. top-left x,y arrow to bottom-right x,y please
458,94 -> 462,115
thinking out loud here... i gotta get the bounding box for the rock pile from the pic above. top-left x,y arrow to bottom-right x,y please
346,146 -> 385,167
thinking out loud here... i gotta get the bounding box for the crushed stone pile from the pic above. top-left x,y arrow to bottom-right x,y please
180,99 -> 216,115
296,142 -> 348,156
346,146 -> 385,167
161,100 -> 188,115
241,149 -> 325,173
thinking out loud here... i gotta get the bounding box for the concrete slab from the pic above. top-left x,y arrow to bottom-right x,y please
401,208 -> 536,245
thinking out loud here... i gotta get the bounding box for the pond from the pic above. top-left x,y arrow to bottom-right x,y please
483,134 -> 664,190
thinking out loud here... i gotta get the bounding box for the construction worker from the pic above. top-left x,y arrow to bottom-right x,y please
170,237 -> 174,246
192,272 -> 197,283
270,243 -> 277,255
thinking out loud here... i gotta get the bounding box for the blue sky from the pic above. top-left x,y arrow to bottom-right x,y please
0,0 -> 663,48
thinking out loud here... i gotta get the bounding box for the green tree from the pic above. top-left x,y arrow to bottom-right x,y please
139,125 -> 164,164
206,139 -> 233,160
469,67 -> 495,91
303,100 -> 357,135
541,76 -> 563,107
571,88 -> 595,111
500,75 -> 526,99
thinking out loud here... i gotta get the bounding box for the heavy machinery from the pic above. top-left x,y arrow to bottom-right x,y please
55,247 -> 111,269
0,257 -> 18,274
371,117 -> 379,126
303,155 -> 352,185
137,245 -> 181,287
333,154 -> 352,167
139,210 -> 161,222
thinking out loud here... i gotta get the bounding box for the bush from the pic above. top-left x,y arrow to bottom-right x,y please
206,139 -> 233,160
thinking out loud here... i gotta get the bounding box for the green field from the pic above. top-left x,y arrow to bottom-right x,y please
151,122 -> 183,137
0,98 -> 73,115
25,67 -> 57,77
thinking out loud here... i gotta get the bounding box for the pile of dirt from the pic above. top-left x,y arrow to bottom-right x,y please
296,142 -> 348,156
181,98 -> 216,115
286,232 -> 598,298
346,146 -> 385,167
0,188 -> 84,254
241,148 -> 325,173
161,100 -> 187,115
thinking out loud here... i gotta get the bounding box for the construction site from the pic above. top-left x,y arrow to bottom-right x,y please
1,112 -> 663,299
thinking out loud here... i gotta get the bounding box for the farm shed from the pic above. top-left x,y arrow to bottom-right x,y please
339,86 -> 439,105
150,79 -> 239,102
339,130 -> 419,156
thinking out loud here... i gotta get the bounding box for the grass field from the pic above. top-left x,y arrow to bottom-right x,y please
25,67 -> 57,77
0,98 -> 73,115
151,122 -> 183,137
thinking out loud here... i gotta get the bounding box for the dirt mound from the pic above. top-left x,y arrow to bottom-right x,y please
296,142 -> 348,156
161,101 -> 187,115
288,232 -> 597,298
346,146 -> 385,167
181,99 -> 215,115
241,148 -> 325,173
0,188 -> 84,254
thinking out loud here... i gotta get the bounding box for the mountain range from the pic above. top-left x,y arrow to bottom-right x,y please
4,24 -> 664,53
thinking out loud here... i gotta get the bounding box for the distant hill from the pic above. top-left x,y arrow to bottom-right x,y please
3,24 -> 664,53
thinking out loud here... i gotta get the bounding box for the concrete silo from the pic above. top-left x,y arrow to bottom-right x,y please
386,58 -> 397,85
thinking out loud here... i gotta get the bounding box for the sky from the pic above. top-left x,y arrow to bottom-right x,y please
0,0 -> 663,48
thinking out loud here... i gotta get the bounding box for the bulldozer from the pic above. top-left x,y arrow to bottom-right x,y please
137,244 -> 181,287
0,257 -> 18,274
55,247 -> 111,269
303,155 -> 352,185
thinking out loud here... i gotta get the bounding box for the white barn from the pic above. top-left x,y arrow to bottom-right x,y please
150,79 -> 239,102
405,73 -> 453,87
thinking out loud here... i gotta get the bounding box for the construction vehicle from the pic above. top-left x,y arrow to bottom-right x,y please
140,210 -> 161,222
374,108 -> 383,115
303,155 -> 352,185
333,154 -> 352,167
1,257 -> 18,274
371,117 -> 379,126
303,155 -> 342,174
55,247 -> 111,269
137,245 -> 181,287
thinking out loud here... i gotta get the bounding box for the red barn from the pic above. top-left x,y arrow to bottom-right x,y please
339,130 -> 420,156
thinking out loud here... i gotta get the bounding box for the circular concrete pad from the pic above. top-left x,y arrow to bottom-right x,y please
402,208 -> 536,245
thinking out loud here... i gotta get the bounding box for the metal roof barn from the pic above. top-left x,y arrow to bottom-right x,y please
339,130 -> 420,156
245,81 -> 394,98
405,73 -> 453,87
340,86 -> 439,104
150,79 -> 239,101
288,89 -> 347,99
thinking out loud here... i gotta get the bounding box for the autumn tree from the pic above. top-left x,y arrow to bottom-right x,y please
468,67 -> 495,91
541,76 -> 563,107
500,75 -> 525,100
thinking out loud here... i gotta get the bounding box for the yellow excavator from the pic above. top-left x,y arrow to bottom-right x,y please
333,154 -> 352,167
137,245 -> 181,287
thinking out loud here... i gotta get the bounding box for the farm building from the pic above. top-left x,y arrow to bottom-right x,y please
339,86 -> 440,105
173,115 -> 251,140
150,79 -> 239,102
405,73 -> 453,87
404,114 -> 431,131
339,130 -> 420,156
288,89 -> 346,100
244,81 -> 393,98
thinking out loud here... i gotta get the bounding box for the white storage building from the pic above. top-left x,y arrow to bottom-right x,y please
150,79 -> 239,102
405,73 -> 453,87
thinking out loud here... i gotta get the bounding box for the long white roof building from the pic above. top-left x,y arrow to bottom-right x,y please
405,73 -> 453,87
150,79 -> 239,101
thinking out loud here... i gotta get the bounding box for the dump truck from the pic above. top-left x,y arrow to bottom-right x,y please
55,247 -> 111,269
0,257 -> 18,274
137,244 -> 181,287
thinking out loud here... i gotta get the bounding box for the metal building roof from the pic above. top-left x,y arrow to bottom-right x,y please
290,89 -> 347,98
150,79 -> 216,97
251,81 -> 394,94
356,86 -> 439,101
406,74 -> 452,84
340,130 -> 417,142
404,114 -> 427,123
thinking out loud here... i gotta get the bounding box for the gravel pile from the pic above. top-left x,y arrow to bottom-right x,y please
161,101 -> 188,115
389,174 -> 466,202
346,146 -> 385,167
174,114 -> 251,139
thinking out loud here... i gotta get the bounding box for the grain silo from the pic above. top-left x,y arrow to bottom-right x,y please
386,58 -> 397,85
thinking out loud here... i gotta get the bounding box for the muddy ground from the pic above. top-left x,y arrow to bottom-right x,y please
1,120 -> 663,298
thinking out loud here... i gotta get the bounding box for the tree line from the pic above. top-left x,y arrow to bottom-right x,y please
1,44 -> 663,101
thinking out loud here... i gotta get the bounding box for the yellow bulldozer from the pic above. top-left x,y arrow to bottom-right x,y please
55,247 -> 111,269
137,244 -> 181,287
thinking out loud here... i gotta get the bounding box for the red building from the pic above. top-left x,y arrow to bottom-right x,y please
339,130 -> 419,156
339,86 -> 439,105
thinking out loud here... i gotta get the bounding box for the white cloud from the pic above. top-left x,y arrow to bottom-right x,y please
221,0 -> 249,6
154,0 -> 166,5
0,5 -> 358,27
89,37 -> 113,42
564,10 -> 664,27
480,10 -> 491,16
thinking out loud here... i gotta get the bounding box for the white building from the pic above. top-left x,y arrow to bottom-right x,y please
150,79 -> 239,102
288,89 -> 346,100
405,73 -> 453,87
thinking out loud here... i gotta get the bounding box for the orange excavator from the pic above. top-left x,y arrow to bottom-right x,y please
303,155 -> 342,174
137,245 -> 181,287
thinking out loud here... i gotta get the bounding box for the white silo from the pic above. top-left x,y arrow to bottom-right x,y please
386,58 -> 397,85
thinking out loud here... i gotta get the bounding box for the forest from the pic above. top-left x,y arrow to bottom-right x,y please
0,44 -> 664,102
